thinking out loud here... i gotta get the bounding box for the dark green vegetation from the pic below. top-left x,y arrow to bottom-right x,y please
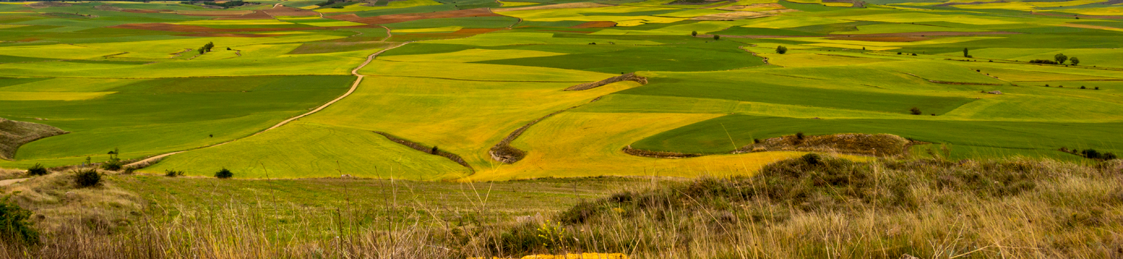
1,76 -> 352,168
0,197 -> 37,245
634,115 -> 1123,158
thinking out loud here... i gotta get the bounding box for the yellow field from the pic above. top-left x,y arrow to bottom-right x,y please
379,49 -> 566,63
470,112 -> 828,181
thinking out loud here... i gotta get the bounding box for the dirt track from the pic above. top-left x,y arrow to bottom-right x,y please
125,42 -> 411,168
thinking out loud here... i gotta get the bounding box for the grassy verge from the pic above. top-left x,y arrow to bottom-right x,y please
1,155 -> 1121,258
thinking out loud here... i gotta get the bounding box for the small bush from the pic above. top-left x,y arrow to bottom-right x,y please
26,164 -> 48,176
910,107 -> 922,115
776,45 -> 788,54
691,31 -> 697,36
1081,86 -> 1086,89
0,197 -> 38,245
1030,59 -> 1058,64
712,34 -> 720,40
795,132 -> 805,140
1104,152 -> 1117,160
74,169 -> 101,188
215,168 -> 233,179
1095,87 -> 1100,90
165,170 -> 185,177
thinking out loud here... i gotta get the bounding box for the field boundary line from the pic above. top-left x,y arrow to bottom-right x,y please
125,42 -> 412,169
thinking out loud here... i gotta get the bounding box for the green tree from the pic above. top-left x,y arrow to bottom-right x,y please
963,48 -> 968,57
1054,53 -> 1068,64
712,34 -> 720,40
691,31 -> 697,37
215,168 -> 233,179
1070,56 -> 1080,66
776,45 -> 788,54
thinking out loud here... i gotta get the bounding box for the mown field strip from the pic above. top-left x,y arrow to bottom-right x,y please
125,42 -> 412,169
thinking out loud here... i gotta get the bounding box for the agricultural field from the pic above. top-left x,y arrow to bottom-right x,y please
2,0 -> 1123,257
0,0 -> 1120,178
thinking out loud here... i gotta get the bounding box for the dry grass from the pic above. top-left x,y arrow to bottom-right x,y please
0,118 -> 67,160
1,156 -> 1121,258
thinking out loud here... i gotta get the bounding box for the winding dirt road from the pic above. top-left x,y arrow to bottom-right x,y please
125,42 -> 411,168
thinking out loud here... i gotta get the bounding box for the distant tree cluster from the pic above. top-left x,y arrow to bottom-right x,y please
197,42 -> 215,55
1028,53 -> 1080,65
202,0 -> 246,8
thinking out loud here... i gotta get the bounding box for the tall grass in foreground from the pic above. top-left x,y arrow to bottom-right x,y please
2,155 -> 1122,258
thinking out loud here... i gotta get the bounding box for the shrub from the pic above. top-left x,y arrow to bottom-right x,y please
1104,152 -> 1117,160
1095,87 -> 1100,90
910,107 -> 922,115
1081,86 -> 1086,89
0,197 -> 38,245
1071,56 -> 1080,66
776,45 -> 788,54
1055,53 -> 1068,64
1030,59 -> 1057,64
215,168 -> 233,179
26,163 -> 48,176
712,34 -> 720,40
101,148 -> 123,171
911,53 -> 917,56
165,170 -> 185,177
74,169 -> 100,188
691,31 -> 697,36
795,132 -> 805,140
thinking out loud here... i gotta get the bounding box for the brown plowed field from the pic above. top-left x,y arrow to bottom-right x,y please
328,8 -> 500,24
572,21 -> 616,28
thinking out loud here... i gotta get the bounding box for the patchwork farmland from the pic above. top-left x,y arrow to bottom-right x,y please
1,0 -> 1122,257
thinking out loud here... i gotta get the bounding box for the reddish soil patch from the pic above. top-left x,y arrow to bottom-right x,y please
111,23 -> 373,33
328,8 -> 500,25
16,38 -> 39,42
215,10 -> 274,20
572,21 -> 616,28
263,6 -> 319,17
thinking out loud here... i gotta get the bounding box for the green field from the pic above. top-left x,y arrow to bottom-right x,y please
0,0 -> 1121,181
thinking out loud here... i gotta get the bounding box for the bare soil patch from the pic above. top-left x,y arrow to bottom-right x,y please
328,8 -> 500,25
565,73 -> 647,91
1,118 -> 68,160
622,146 -> 701,158
735,133 -> 911,157
572,21 -> 616,28
373,131 -> 474,172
